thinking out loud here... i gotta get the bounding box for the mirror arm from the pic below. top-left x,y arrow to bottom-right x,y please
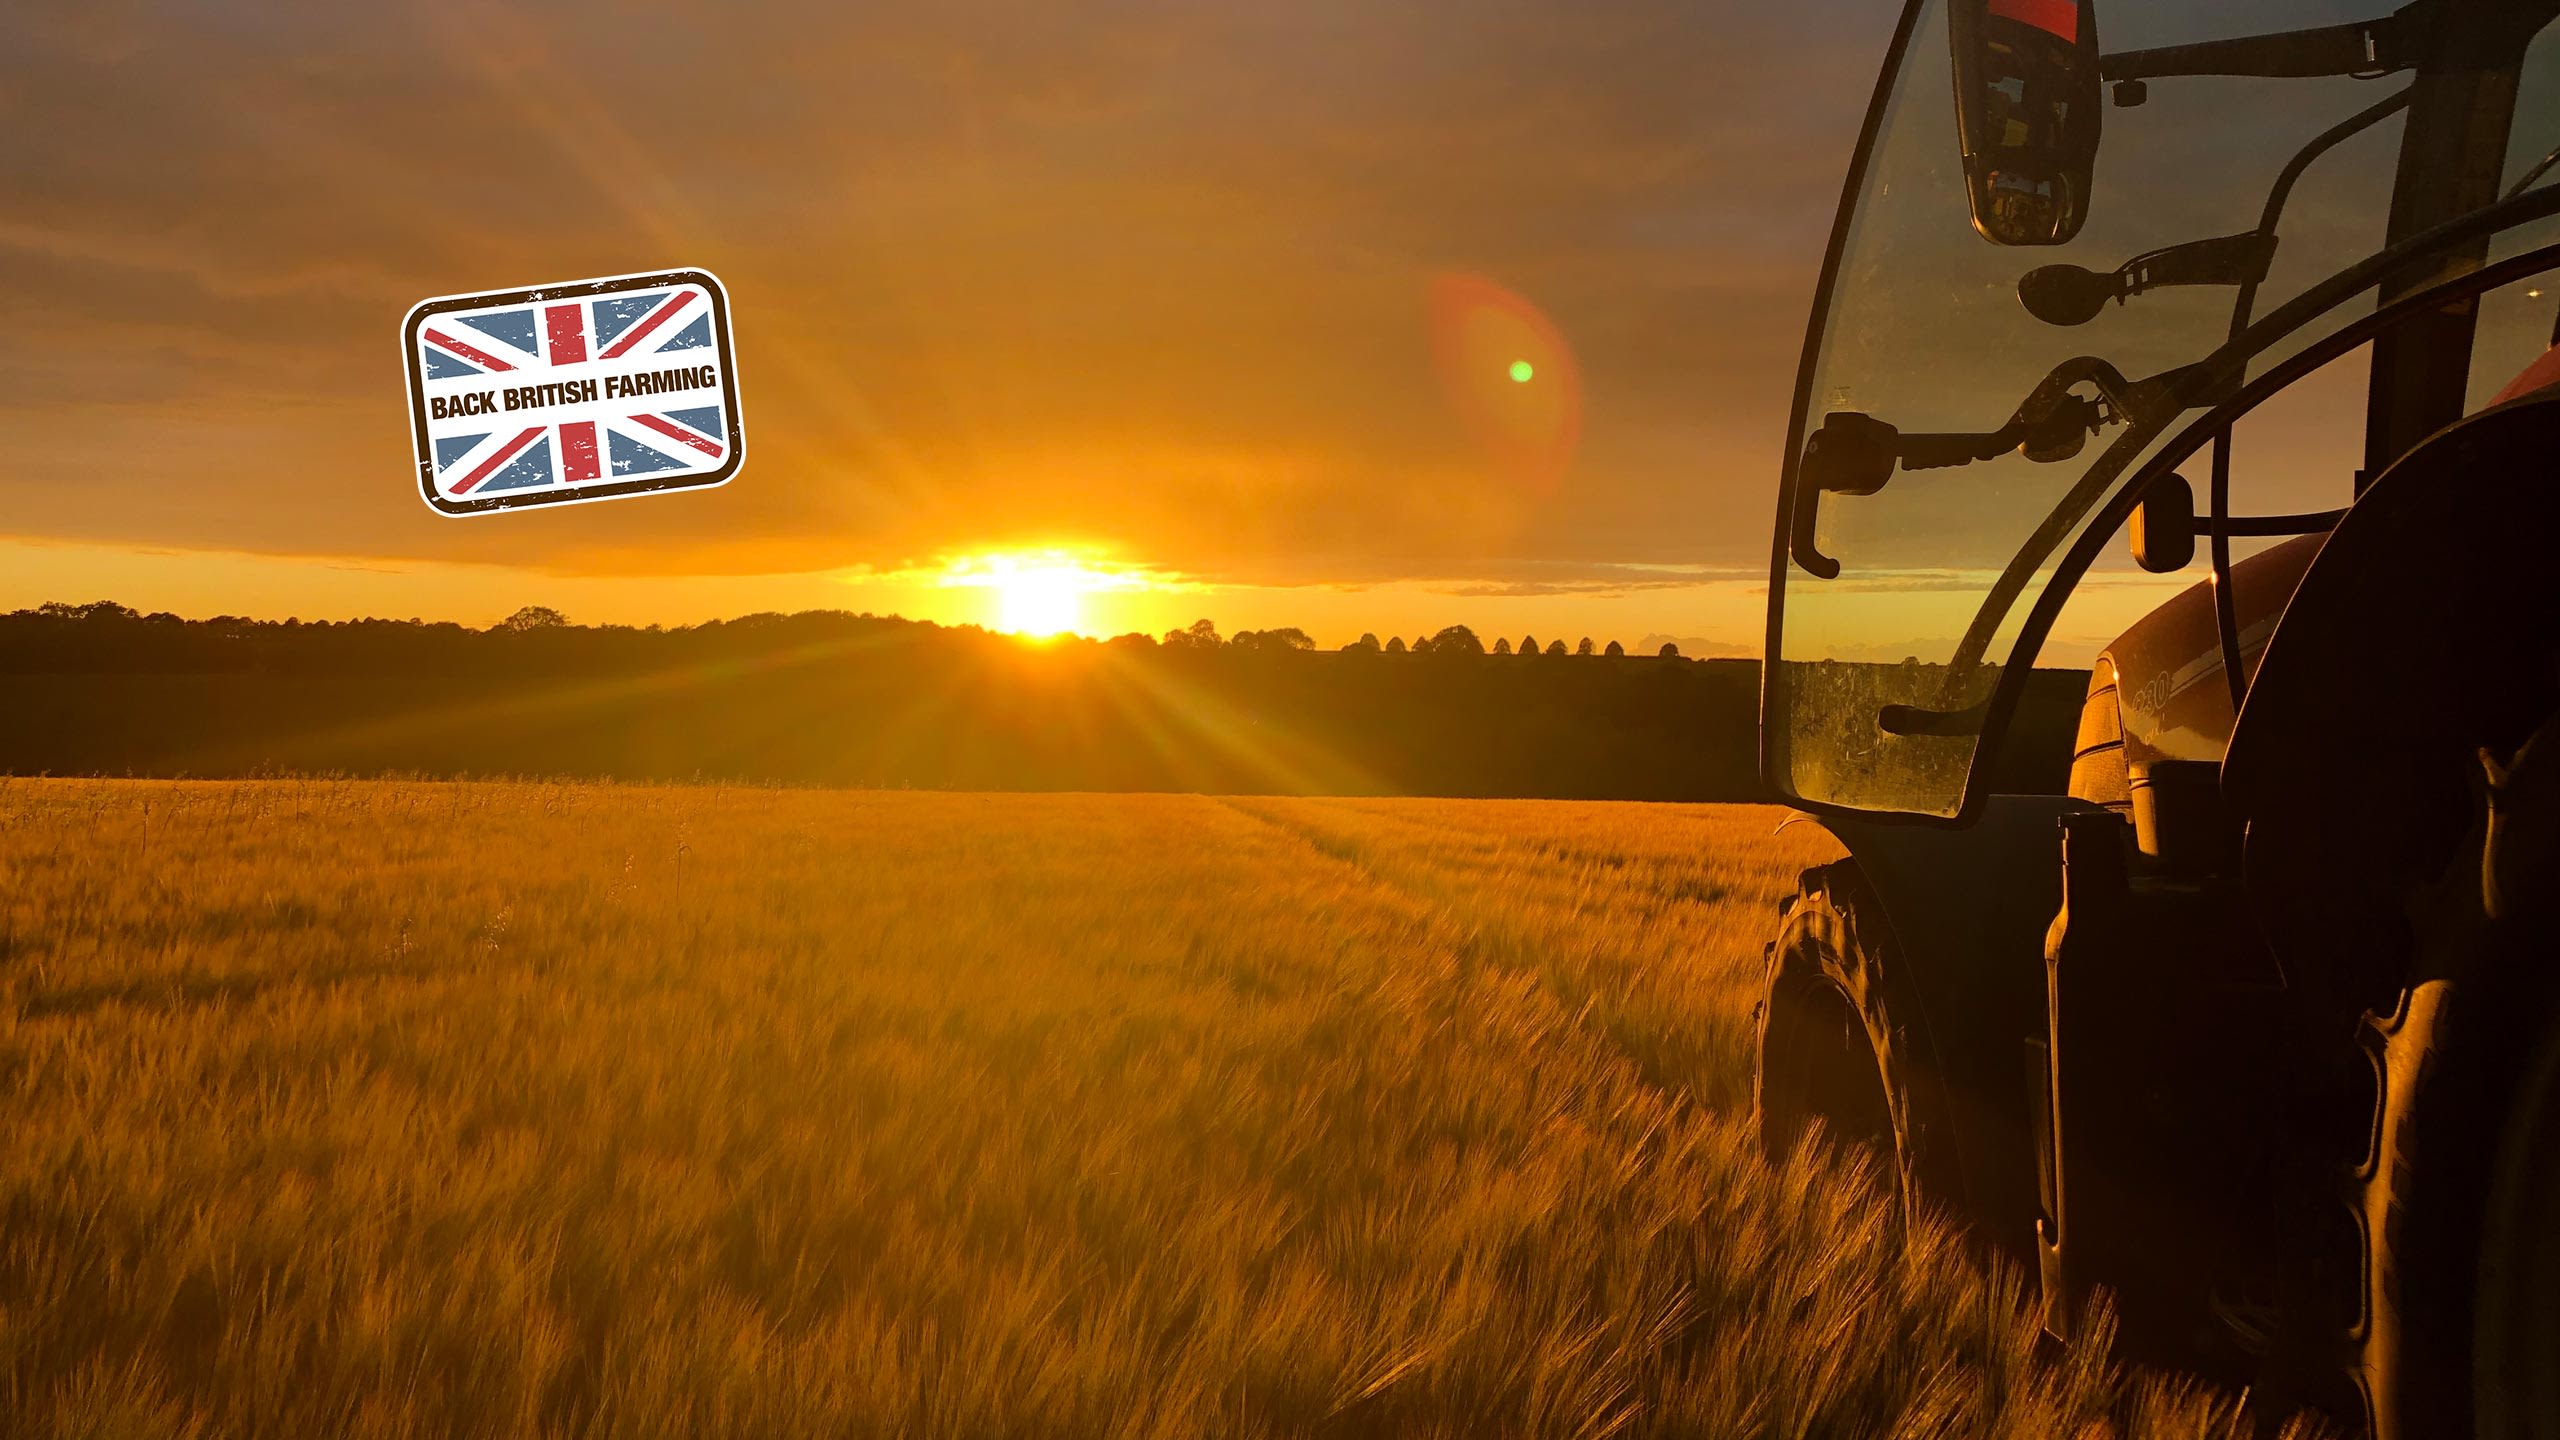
2120,232 -> 2278,298
2100,2 -> 2429,83
1788,359 -> 2208,578
2019,235 -> 2278,326
1897,427 -> 2025,470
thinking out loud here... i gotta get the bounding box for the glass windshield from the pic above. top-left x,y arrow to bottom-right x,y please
1769,0 -> 2560,817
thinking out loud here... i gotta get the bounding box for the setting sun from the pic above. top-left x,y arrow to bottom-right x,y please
941,552 -> 1151,638
995,562 -> 1083,637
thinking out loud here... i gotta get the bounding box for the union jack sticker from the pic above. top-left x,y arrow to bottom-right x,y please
402,268 -> 744,516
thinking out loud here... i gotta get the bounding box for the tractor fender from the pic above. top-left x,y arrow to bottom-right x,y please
2226,388 -> 2560,1000
1807,795 -> 2098,1239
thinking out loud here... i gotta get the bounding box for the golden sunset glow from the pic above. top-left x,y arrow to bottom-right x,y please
941,552 -> 1152,638
0,2 -> 1874,659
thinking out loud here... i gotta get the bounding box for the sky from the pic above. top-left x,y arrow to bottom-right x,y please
0,0 -> 1905,651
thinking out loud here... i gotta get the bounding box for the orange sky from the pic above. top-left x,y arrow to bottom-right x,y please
3,0 -> 1902,651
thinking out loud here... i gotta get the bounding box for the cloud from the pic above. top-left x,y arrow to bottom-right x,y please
0,0 -> 1882,590
1435,561 -> 1766,598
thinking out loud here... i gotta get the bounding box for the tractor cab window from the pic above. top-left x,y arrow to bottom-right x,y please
1768,0 -> 2560,819
2470,21 -> 2560,409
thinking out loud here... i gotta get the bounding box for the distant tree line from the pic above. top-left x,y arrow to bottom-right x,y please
1330,625 -> 1676,659
1116,618 -> 1681,659
0,603 -> 2083,799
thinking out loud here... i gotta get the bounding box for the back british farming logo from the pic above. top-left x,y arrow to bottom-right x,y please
403,269 -> 744,516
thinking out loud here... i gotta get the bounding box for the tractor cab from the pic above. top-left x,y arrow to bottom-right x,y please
1765,0 -> 2560,826
1751,4 -> 2560,1431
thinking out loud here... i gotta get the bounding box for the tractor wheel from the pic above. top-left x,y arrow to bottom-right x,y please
2334,718 -> 2560,1440
1754,861 -> 1966,1229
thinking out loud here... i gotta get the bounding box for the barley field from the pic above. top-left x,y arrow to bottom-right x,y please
0,780 -> 2291,1438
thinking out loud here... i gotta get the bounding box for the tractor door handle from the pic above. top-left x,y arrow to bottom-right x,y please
1790,412 -> 1899,580
1790,475 -> 1841,580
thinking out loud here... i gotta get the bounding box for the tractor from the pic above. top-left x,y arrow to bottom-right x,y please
1749,1 -> 2560,1433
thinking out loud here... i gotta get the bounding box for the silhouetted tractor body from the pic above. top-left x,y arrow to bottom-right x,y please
1752,3 -> 2560,1433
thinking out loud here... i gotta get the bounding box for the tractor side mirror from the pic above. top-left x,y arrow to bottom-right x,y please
1789,412 -> 1901,580
2130,473 -> 2194,573
1950,0 -> 2103,246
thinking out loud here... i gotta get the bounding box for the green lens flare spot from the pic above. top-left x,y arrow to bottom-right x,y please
1508,360 -> 1535,383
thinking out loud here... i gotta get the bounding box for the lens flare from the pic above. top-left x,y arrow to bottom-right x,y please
1429,274 -> 1582,489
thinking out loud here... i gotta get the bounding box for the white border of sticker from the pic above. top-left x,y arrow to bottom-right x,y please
401,267 -> 746,518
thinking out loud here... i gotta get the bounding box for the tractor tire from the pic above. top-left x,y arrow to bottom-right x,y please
2327,717 -> 2560,1440
1754,860 -> 1968,1230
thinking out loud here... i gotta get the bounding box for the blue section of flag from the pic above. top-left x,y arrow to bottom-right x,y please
609,429 -> 692,475
658,314 -> 713,353
592,293 -> 665,348
423,347 -> 480,380
458,308 -> 537,355
479,440 -> 557,492
665,406 -> 723,438
434,433 -> 489,471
